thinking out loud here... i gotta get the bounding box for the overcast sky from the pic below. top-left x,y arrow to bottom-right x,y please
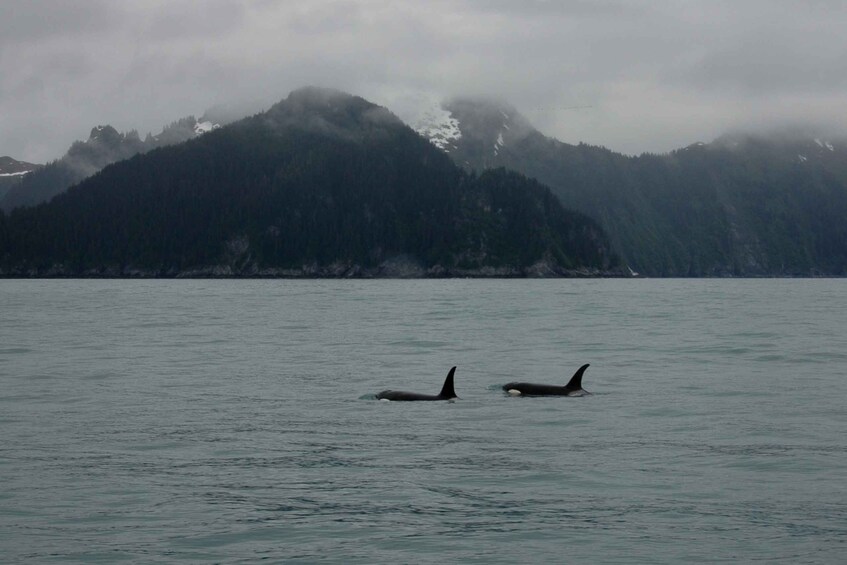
2,0 -> 846,163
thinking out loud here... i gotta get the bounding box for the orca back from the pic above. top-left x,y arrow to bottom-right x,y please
502,382 -> 570,396
502,363 -> 591,396
376,366 -> 458,401
377,391 -> 442,401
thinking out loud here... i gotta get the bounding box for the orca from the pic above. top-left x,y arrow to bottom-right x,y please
376,367 -> 458,401
502,363 -> 590,397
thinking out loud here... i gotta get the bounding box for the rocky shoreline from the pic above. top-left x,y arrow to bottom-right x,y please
0,258 -> 631,279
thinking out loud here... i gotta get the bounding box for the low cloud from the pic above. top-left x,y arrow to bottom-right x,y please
2,1 -> 846,162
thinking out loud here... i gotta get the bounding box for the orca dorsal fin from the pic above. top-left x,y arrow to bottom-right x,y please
438,366 -> 457,399
565,363 -> 590,390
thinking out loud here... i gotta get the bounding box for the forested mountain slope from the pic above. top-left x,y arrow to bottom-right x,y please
424,99 -> 847,276
0,88 -> 619,278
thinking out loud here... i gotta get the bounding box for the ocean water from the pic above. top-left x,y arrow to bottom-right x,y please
1,279 -> 845,563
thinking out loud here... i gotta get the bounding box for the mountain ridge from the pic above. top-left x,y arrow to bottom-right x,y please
415,98 -> 847,276
0,113 -> 225,212
0,88 -> 620,278
0,157 -> 41,202
5,89 -> 845,277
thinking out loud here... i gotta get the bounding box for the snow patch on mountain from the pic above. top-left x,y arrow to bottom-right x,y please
370,90 -> 465,151
0,156 -> 40,176
194,121 -> 221,135
494,131 -> 504,155
814,138 -> 835,151
410,103 -> 462,151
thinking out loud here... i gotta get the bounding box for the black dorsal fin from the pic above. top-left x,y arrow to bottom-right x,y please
438,367 -> 457,399
565,363 -> 590,390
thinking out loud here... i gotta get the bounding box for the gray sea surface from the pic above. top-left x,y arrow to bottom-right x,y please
1,279 -> 846,563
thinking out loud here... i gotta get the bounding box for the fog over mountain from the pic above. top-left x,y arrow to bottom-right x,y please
3,1 -> 846,163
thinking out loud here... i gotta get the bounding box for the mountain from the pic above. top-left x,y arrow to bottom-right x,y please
410,98 -> 535,169
0,157 -> 41,201
0,156 -> 39,176
414,99 -> 847,276
0,88 -> 619,278
1,116 -> 223,213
